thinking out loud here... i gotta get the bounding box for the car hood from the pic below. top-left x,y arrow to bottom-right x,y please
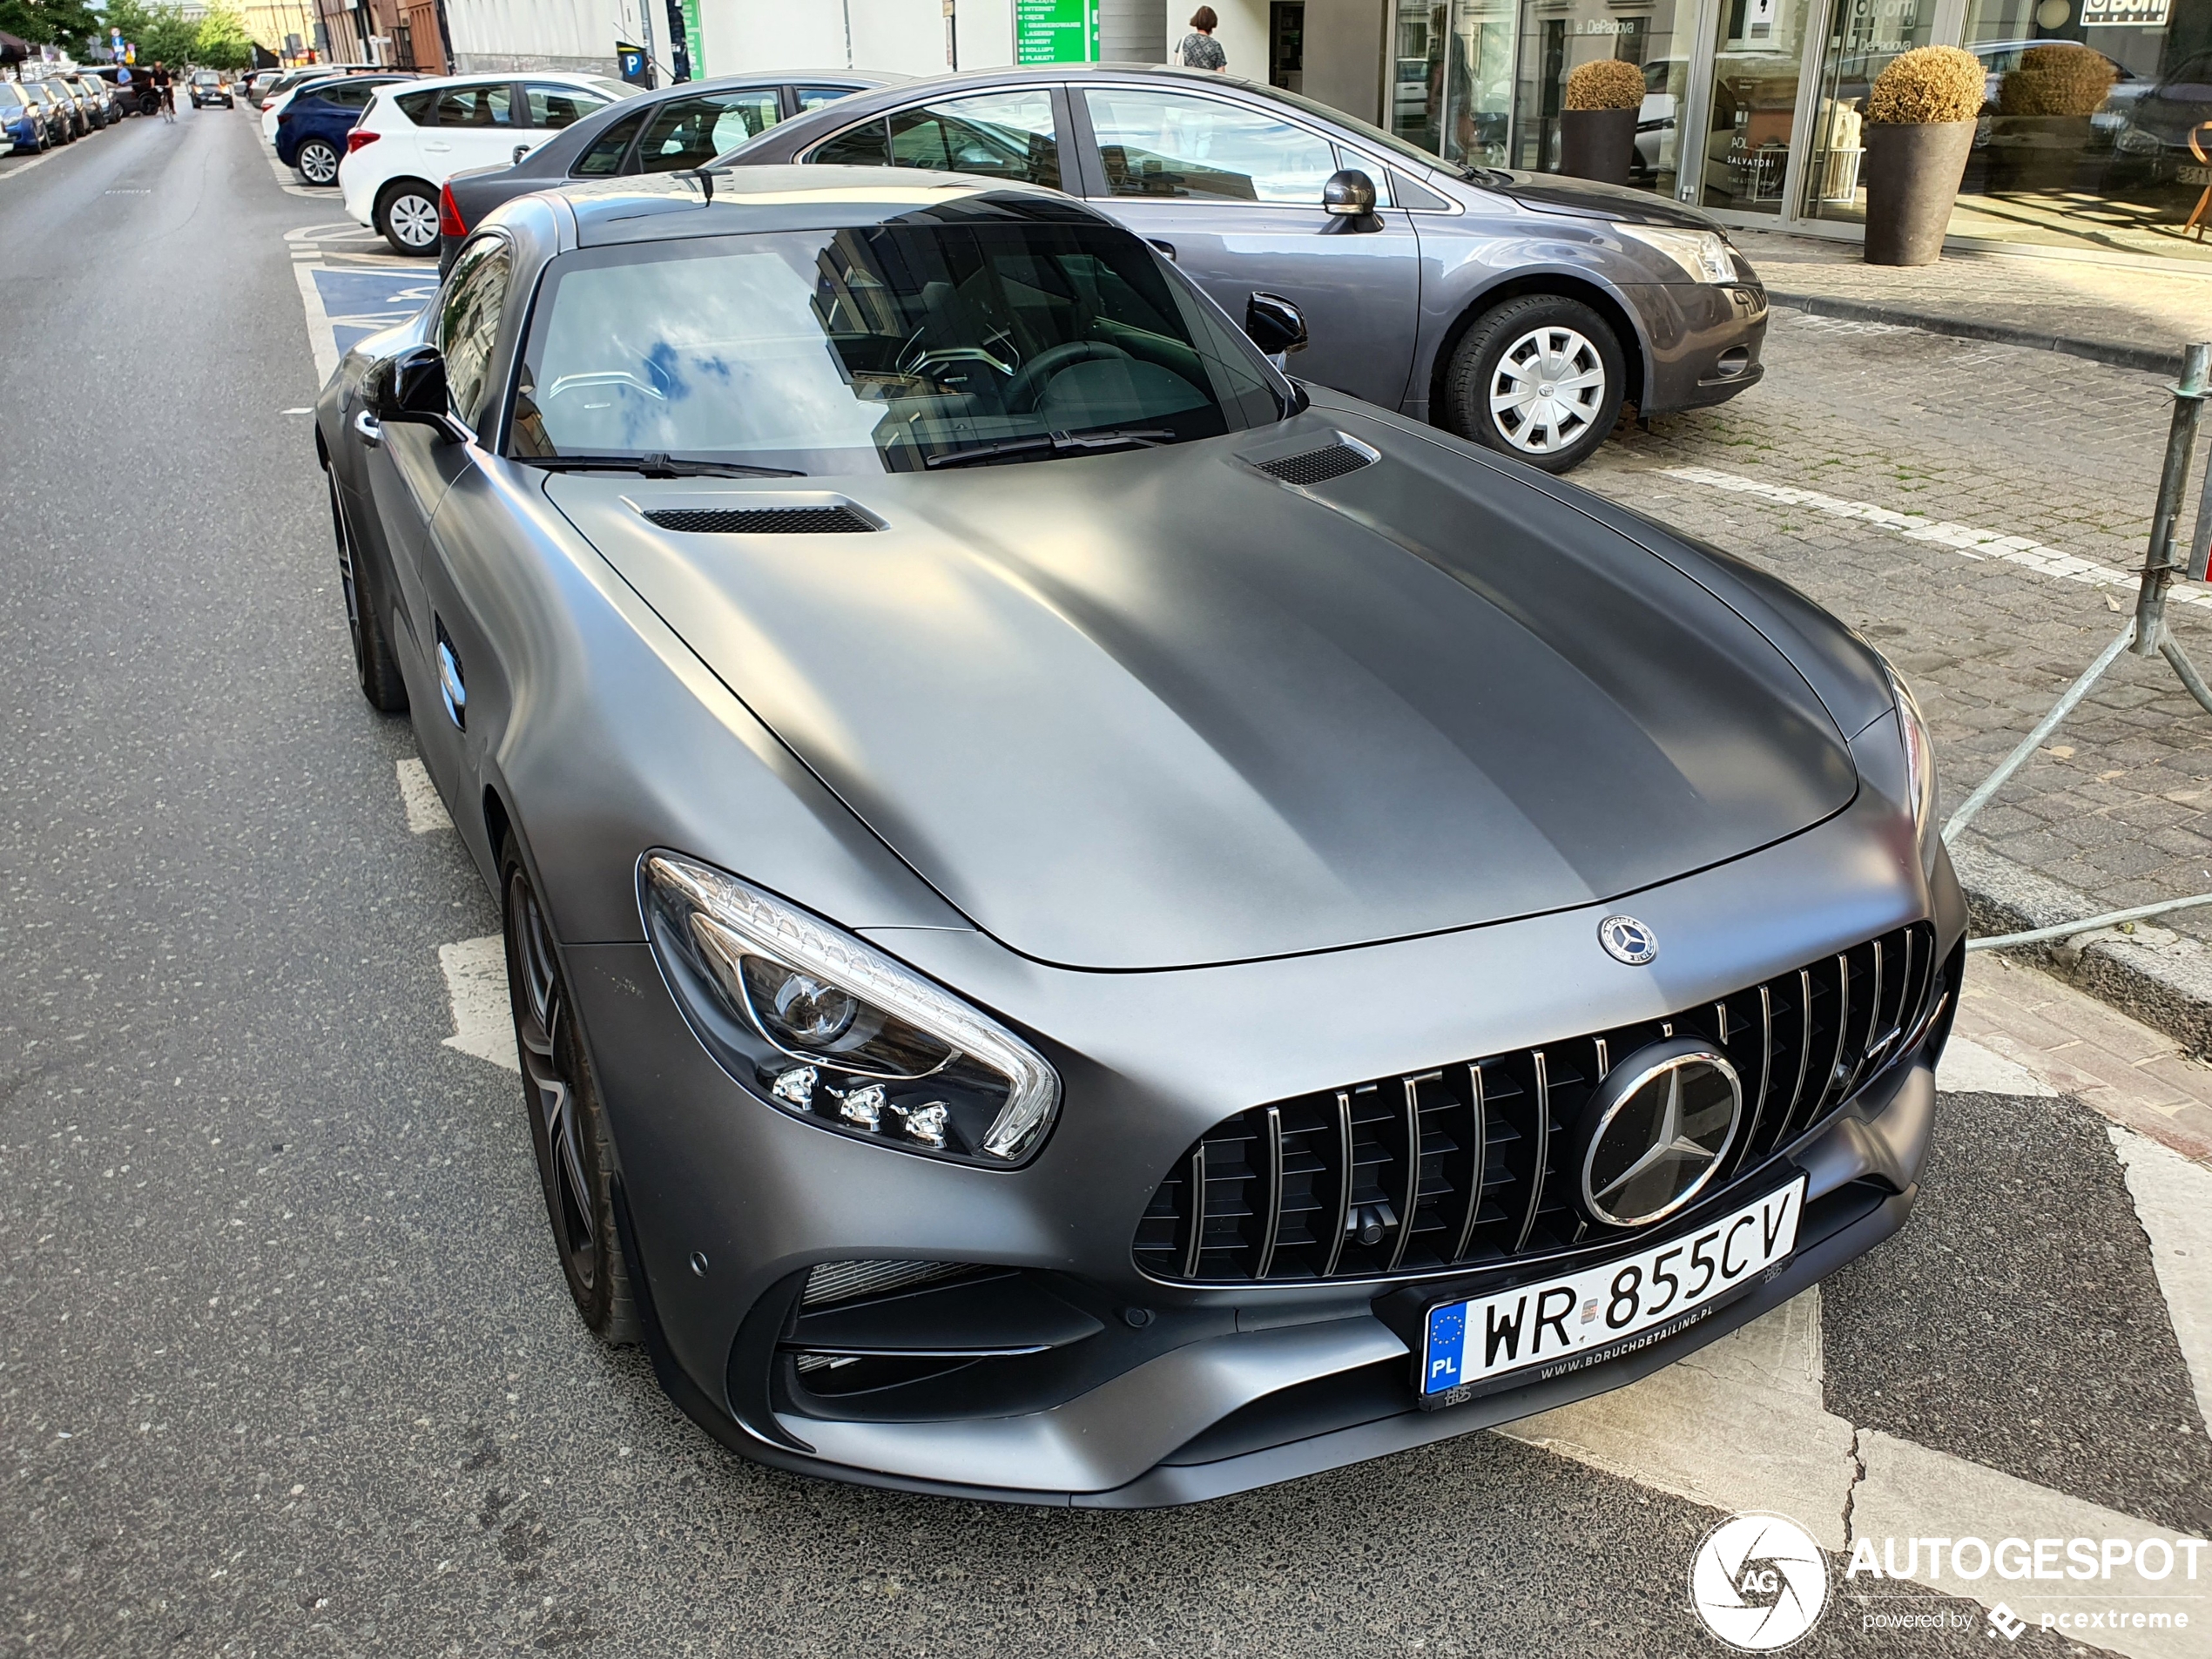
546,416 -> 1856,970
1477,168 -> 1725,230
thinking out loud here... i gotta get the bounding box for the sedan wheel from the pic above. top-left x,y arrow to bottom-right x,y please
376,183 -> 440,256
503,845 -> 639,1343
296,138 -> 339,185
1444,293 -> 1627,475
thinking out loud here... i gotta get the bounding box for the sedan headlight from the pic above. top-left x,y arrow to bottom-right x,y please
1617,223 -> 1737,284
1883,659 -> 1938,840
640,852 -> 1060,1165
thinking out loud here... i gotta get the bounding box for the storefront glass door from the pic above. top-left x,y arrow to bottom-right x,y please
1391,0 -> 1519,165
1697,0 -> 1822,212
1799,0 -> 1936,223
1507,0 -> 1696,194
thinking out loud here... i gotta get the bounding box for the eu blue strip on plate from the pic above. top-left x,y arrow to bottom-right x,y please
1424,1302 -> 1467,1393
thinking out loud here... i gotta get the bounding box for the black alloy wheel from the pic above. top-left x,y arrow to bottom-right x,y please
295,138 -> 339,185
326,467 -> 408,711
503,843 -> 639,1344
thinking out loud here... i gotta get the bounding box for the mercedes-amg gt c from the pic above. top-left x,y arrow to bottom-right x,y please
315,165 -> 1961,1507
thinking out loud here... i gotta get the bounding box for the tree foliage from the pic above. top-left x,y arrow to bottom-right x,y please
0,0 -> 102,48
193,4 -> 252,70
93,0 -> 199,65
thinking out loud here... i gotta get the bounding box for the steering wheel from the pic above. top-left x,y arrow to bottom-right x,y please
1006,340 -> 1132,414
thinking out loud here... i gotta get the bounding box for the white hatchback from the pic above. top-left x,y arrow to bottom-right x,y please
339,72 -> 634,255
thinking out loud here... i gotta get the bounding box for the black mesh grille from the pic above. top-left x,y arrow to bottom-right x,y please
1256,445 -> 1374,487
800,1260 -> 980,1308
1133,922 -> 1943,1285
644,506 -> 878,534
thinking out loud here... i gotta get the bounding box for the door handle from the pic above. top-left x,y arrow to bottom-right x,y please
424,139 -> 450,153
354,408 -> 383,447
1147,239 -> 1177,262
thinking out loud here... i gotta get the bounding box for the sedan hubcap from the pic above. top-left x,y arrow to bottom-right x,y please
390,195 -> 439,250
1489,325 -> 1607,455
509,873 -> 597,1290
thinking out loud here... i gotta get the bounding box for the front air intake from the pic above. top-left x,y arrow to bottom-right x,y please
644,505 -> 879,535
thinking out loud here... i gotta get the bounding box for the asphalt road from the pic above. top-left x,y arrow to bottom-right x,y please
1,105 -> 2203,1658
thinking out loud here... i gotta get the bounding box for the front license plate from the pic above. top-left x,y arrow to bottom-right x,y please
1418,1176 -> 1807,1406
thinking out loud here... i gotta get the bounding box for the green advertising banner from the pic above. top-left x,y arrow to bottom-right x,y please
1015,0 -> 1100,64
680,0 -> 705,74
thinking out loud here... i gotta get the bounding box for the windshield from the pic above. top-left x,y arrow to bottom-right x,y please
509,212 -> 1288,475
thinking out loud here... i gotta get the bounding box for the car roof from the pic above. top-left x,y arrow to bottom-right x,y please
540,163 -> 1109,247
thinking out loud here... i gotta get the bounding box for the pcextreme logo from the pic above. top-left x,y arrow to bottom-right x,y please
1690,1512 -> 1830,1650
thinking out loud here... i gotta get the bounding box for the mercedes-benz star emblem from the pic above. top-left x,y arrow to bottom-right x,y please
1575,1038 -> 1743,1227
1598,914 -> 1657,965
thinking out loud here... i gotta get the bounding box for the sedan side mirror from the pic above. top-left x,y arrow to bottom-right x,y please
1244,291 -> 1309,360
373,345 -> 469,442
513,143 -> 531,165
1322,168 -> 1381,233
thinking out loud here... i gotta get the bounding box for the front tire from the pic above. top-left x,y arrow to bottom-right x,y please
327,468 -> 408,712
374,179 -> 441,257
295,138 -> 339,185
502,839 -> 639,1345
1443,294 -> 1627,475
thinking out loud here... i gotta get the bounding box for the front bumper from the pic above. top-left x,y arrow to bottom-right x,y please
565,775 -> 1964,1506
1624,280 -> 1768,415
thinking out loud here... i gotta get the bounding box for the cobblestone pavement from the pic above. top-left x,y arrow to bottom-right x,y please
1736,231 -> 2212,370
1577,307 -> 2212,952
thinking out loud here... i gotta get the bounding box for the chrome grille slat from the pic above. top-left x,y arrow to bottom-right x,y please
1133,922 -> 1945,1285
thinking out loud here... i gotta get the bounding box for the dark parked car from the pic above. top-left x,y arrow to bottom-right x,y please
189,70 -> 233,110
316,165 -> 1958,1507
435,70 -> 894,271
86,65 -> 161,118
724,66 -> 1770,474
278,72 -> 415,185
61,72 -> 113,128
21,81 -> 77,143
0,81 -> 47,152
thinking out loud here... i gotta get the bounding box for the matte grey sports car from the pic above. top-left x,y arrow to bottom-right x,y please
316,165 -> 1961,1507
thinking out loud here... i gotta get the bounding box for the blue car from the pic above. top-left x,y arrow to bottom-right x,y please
0,81 -> 47,153
275,73 -> 414,186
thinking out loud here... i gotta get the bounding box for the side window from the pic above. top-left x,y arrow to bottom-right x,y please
434,83 -> 516,128
1084,89 -> 1338,204
812,117 -> 892,166
394,86 -> 439,124
635,88 -> 782,171
572,108 -> 647,177
794,84 -> 855,111
882,91 -> 1060,188
525,83 -> 608,130
439,240 -> 511,433
320,82 -> 377,111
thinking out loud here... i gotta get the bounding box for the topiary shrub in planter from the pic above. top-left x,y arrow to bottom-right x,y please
1560,59 -> 1644,186
1989,44 -> 2116,190
1863,45 -> 1985,266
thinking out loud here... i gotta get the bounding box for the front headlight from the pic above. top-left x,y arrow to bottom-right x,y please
1617,223 -> 1737,284
1885,661 -> 1938,840
640,852 -> 1061,1165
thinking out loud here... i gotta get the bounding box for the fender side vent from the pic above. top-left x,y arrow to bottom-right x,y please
645,505 -> 879,535
1257,444 -> 1374,487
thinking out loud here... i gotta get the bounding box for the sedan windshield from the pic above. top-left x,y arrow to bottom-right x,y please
507,210 -> 1288,475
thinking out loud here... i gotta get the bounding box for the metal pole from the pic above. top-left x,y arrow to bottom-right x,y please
1941,622 -> 2135,844
1966,890 -> 2212,951
2134,341 -> 2210,658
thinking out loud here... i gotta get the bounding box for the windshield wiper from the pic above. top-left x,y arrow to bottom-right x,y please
1460,165 -> 1512,186
922,428 -> 1175,470
524,452 -> 805,479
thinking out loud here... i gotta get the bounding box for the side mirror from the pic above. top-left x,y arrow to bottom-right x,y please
373,345 -> 467,442
1323,168 -> 1378,218
1244,291 -> 1309,359
513,143 -> 530,165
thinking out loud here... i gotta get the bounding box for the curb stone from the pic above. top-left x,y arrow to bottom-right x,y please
1950,839 -> 2212,1060
1764,291 -> 2182,379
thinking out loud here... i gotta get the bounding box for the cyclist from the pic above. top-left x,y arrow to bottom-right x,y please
150,61 -> 174,122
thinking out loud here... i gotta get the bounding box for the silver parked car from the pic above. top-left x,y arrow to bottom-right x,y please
722,65 -> 1769,473
315,165 -> 1958,1506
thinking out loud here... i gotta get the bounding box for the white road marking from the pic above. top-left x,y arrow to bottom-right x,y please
292,259 -> 340,387
1661,464 -> 2212,610
280,407 -> 313,415
437,935 -> 518,1074
2108,1123 -> 2212,1434
396,758 -> 455,833
0,149 -> 58,183
1936,1035 -> 2059,1097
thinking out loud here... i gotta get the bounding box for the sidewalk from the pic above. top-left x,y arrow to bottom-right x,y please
1736,229 -> 2212,376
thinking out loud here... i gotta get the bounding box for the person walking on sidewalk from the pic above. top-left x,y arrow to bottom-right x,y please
1174,7 -> 1227,71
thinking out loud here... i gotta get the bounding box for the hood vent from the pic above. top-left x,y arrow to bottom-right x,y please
645,504 -> 880,535
1256,442 -> 1376,488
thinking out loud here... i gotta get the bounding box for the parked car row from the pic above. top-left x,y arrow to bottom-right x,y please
2,68 -> 136,153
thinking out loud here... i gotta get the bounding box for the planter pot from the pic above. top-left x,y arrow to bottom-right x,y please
1559,107 -> 1637,185
1863,119 -> 1976,266
1984,112 -> 2093,191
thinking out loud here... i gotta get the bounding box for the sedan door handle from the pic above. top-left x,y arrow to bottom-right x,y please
423,139 -> 451,153
1147,239 -> 1177,262
354,408 -> 383,448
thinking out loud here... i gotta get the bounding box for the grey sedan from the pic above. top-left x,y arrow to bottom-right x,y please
721,65 -> 1768,473
317,165 -> 1957,1506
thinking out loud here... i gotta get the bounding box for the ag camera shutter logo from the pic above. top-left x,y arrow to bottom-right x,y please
1689,1512 -> 1830,1650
